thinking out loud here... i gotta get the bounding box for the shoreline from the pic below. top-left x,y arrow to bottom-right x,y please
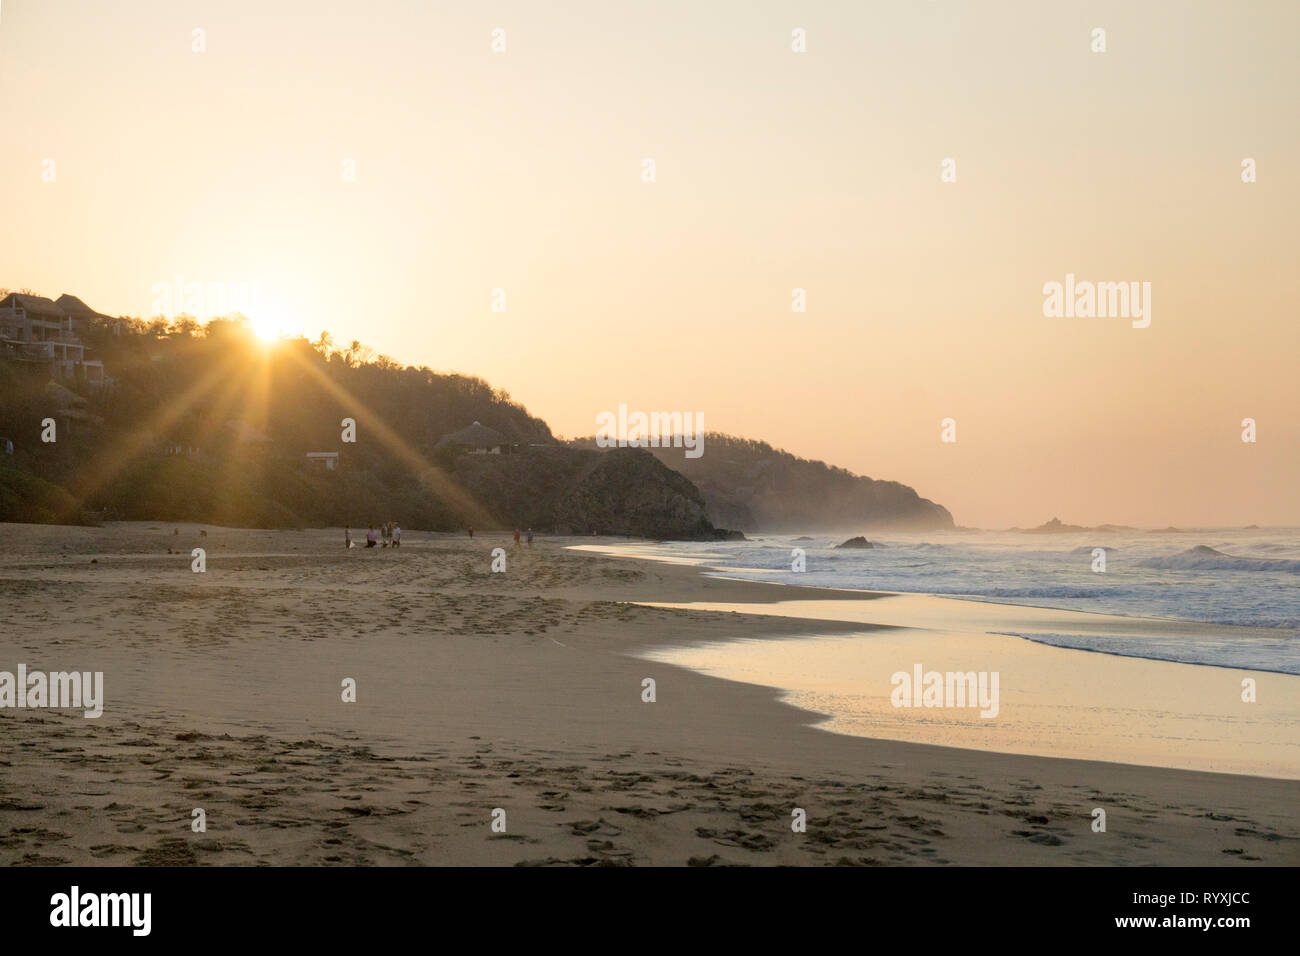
1,522 -> 1296,866
573,540 -> 1300,637
594,553 -> 1300,779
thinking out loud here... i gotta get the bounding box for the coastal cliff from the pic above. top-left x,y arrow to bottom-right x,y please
640,434 -> 954,532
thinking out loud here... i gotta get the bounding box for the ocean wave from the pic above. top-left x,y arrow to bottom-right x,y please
1138,545 -> 1300,572
684,529 -> 1300,635
994,631 -> 1300,675
1251,542 -> 1296,554
947,587 -> 1118,599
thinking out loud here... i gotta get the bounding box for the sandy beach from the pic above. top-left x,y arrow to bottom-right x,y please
1,521 -> 1296,867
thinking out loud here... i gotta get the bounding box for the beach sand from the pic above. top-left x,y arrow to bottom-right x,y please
0,522 -> 1296,866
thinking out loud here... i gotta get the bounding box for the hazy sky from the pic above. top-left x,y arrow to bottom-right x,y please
3,0 -> 1296,528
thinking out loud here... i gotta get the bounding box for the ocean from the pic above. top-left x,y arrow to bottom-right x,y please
582,528 -> 1300,776
600,527 -> 1300,674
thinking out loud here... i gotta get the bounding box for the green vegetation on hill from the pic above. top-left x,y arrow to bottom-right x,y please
455,445 -> 716,539
0,464 -> 90,525
0,316 -> 727,537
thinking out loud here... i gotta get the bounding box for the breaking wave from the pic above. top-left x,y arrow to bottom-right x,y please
1138,545 -> 1300,573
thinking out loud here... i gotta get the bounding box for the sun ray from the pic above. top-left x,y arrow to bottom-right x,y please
201,348 -> 276,521
278,346 -> 495,528
64,349 -> 246,516
64,333 -> 492,528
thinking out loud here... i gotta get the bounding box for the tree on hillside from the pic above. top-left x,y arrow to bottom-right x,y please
344,340 -> 373,367
0,315 -> 564,529
170,317 -> 200,339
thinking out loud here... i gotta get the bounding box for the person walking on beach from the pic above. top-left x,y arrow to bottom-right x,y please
526,528 -> 533,547
513,528 -> 521,547
366,526 -> 377,548
392,523 -> 401,548
468,527 -> 474,538
345,524 -> 352,549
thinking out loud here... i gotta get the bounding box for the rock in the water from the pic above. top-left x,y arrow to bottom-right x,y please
835,536 -> 874,549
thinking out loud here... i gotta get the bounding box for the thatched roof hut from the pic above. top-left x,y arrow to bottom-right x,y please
55,294 -> 110,322
0,293 -> 66,320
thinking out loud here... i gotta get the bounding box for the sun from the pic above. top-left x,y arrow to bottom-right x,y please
249,314 -> 282,342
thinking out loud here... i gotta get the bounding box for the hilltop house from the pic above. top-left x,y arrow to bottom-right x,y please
54,294 -> 112,337
0,293 -> 105,383
435,421 -> 510,455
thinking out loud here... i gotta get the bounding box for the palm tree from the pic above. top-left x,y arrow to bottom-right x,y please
314,330 -> 333,355
345,340 -> 373,367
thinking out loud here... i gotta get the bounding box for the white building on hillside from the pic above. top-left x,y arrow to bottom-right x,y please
0,293 -> 105,383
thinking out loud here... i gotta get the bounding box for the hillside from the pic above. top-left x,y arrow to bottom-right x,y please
454,445 -> 720,539
629,433 -> 955,532
0,316 -> 727,538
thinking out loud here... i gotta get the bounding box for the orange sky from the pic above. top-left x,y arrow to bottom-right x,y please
2,0 -> 1296,528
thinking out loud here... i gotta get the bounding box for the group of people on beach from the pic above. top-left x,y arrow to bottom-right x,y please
343,523 -> 535,550
344,522 -> 400,549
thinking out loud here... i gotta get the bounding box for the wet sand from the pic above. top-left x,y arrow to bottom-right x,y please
0,522 -> 1296,866
640,594 -> 1300,778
